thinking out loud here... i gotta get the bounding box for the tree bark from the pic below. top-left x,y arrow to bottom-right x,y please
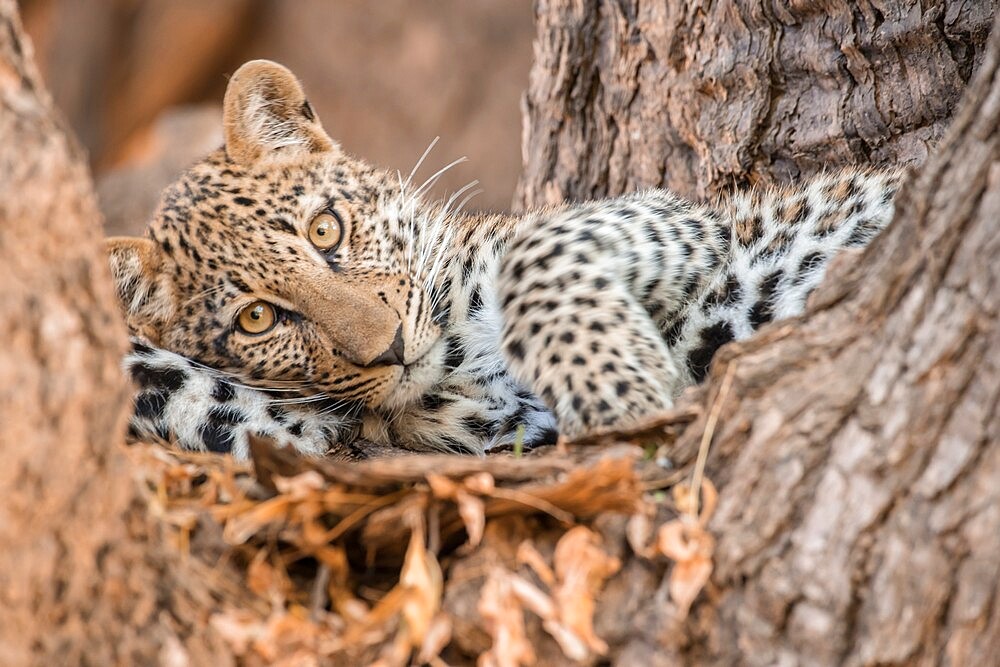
517,1 -> 1000,664
0,2 -> 244,663
695,48 -> 1000,666
516,0 -> 996,209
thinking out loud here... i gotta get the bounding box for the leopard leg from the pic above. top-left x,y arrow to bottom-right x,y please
499,267 -> 680,437
497,194 -> 726,438
124,338 -> 363,459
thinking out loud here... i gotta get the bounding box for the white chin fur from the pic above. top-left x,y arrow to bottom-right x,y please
378,338 -> 446,410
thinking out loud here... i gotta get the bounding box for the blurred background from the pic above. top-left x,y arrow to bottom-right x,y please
20,0 -> 533,235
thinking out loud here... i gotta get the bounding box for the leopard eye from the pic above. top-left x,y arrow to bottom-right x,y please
237,301 -> 277,335
308,210 -> 343,251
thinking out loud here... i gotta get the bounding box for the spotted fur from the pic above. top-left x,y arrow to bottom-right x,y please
110,60 -> 901,458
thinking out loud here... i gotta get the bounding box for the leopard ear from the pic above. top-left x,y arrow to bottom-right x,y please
104,237 -> 176,344
223,59 -> 335,165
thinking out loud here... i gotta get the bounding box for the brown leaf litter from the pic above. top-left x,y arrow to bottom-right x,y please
127,416 -> 720,665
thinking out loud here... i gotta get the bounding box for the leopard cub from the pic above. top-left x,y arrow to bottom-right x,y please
109,60 -> 900,459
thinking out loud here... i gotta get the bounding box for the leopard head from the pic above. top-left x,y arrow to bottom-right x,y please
106,60 -> 455,411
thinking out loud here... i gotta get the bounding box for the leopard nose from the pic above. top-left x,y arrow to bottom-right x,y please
365,324 -> 405,367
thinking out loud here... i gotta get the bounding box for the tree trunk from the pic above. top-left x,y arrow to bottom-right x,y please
516,0 -> 995,208
0,2 -> 244,663
518,0 -> 1000,663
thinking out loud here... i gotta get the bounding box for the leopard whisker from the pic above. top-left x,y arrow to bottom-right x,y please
315,399 -> 363,418
413,155 -> 468,200
265,393 -> 333,405
426,225 -> 456,295
180,282 -> 228,309
394,172 -> 419,274
404,136 -> 440,190
442,179 -> 480,215
413,208 -> 442,279
179,361 -> 318,394
452,188 -> 483,217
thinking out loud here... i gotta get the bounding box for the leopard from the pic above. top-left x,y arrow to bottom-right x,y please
107,59 -> 902,460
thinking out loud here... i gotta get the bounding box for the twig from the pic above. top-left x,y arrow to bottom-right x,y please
427,503 -> 441,554
309,564 -> 331,621
323,488 -> 411,542
486,488 -> 576,524
689,362 -> 736,516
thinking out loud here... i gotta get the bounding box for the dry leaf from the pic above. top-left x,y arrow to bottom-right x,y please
538,622 -> 588,662
672,483 -> 698,516
222,495 -> 292,544
696,477 -> 718,525
456,490 -> 486,547
210,610 -> 260,656
517,541 -> 555,587
351,586 -> 407,646
159,634 -> 191,667
337,596 -> 370,623
496,528 -> 620,661
477,567 -> 536,667
272,650 -> 321,667
427,473 -> 492,548
463,472 -> 495,494
274,470 -> 326,497
673,555 -> 712,615
416,613 -> 453,665
626,512 -> 655,558
426,474 -> 460,498
656,478 -> 718,618
550,526 -> 620,656
247,553 -> 281,599
508,573 -> 556,619
400,513 -> 443,647
657,520 -> 715,617
370,628 -> 411,667
503,570 -> 588,662
211,608 -> 311,657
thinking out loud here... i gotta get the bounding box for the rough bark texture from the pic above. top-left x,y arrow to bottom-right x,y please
516,0 -> 996,209
0,3 -> 243,664
517,1 -> 1000,664
0,0 -> 129,660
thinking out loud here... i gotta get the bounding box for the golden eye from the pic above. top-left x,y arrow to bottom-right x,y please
237,301 -> 277,335
308,210 -> 343,251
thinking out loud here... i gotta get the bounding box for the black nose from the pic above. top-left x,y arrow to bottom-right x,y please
367,325 -> 405,367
